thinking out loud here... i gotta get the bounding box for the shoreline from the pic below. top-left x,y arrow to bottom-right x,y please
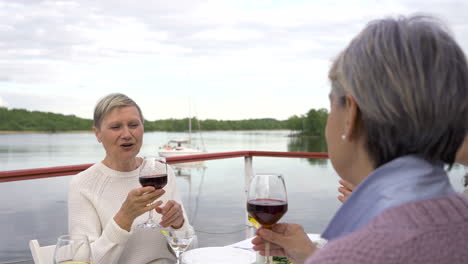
0,129 -> 293,134
0,130 -> 92,134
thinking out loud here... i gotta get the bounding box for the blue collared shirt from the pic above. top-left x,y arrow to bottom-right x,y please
321,155 -> 455,241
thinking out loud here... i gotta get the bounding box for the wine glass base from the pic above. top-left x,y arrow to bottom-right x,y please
137,222 -> 162,229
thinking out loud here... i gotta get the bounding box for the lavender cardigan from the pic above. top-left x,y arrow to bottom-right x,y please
306,194 -> 468,264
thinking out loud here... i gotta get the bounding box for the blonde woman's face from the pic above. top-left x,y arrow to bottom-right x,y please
94,106 -> 144,162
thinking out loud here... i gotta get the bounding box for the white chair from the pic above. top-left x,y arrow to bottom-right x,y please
29,240 -> 55,264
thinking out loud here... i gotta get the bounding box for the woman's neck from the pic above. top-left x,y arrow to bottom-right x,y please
344,145 -> 375,186
102,156 -> 141,172
349,157 -> 374,186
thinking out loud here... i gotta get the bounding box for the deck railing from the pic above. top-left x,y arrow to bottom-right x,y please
0,151 -> 329,249
0,151 -> 329,183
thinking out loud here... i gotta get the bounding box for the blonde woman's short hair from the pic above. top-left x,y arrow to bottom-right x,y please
93,93 -> 144,129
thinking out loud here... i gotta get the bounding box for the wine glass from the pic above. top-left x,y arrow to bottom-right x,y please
138,156 -> 168,229
247,173 -> 288,264
53,234 -> 92,264
161,226 -> 196,264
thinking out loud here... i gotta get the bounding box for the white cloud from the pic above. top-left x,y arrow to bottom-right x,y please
191,28 -> 264,41
0,0 -> 468,119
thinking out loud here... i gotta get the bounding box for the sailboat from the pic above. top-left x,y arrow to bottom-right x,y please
158,116 -> 206,157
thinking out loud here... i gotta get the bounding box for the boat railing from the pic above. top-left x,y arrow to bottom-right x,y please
0,151 -> 329,183
0,151 -> 329,238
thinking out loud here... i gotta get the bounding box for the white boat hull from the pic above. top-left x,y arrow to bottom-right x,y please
158,149 -> 205,157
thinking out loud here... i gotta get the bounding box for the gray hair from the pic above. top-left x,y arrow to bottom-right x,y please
93,93 -> 144,129
329,15 -> 468,167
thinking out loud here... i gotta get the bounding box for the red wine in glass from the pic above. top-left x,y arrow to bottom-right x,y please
247,198 -> 288,228
247,173 -> 287,264
138,157 -> 167,229
139,174 -> 168,189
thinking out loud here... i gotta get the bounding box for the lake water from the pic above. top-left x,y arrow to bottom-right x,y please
0,131 -> 466,264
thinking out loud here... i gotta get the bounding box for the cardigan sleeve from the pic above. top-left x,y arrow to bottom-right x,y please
68,175 -> 131,264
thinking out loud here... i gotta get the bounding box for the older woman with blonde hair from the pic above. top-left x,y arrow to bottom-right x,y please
69,93 -> 191,264
253,15 -> 468,264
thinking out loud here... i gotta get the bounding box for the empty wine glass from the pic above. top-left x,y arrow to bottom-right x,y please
247,173 -> 288,264
53,234 -> 92,264
161,226 -> 196,264
138,156 -> 168,229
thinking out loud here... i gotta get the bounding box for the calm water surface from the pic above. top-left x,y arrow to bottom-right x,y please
0,131 -> 465,264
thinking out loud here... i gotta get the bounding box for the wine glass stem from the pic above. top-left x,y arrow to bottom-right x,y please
148,208 -> 154,222
265,242 -> 270,264
175,251 -> 181,264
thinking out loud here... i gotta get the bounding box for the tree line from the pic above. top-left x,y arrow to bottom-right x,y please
145,118 -> 287,131
0,107 -> 328,136
0,107 -> 93,132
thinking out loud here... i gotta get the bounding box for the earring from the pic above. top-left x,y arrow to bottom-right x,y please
341,134 -> 347,141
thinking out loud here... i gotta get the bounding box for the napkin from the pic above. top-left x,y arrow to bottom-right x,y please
181,247 -> 255,264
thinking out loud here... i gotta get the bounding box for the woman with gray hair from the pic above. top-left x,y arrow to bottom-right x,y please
252,15 -> 468,264
68,93 -> 191,264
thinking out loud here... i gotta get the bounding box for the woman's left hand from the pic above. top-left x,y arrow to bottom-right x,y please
156,200 -> 185,229
338,179 -> 355,203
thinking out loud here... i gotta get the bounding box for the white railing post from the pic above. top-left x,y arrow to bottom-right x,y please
244,155 -> 255,238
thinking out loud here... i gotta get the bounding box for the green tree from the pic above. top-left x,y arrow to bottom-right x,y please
286,115 -> 305,132
285,108 -> 328,137
304,108 -> 328,137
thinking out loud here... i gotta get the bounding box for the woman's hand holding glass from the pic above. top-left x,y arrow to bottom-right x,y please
114,186 -> 165,231
113,156 -> 185,231
252,223 -> 317,264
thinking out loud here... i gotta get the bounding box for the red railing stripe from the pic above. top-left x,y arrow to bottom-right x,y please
247,151 -> 328,159
0,151 -> 328,183
0,164 -> 94,183
166,151 -> 328,163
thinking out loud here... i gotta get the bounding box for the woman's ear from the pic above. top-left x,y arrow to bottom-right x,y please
93,126 -> 102,143
343,95 -> 361,141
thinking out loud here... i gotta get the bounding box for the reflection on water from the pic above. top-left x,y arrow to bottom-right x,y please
172,161 -> 207,177
172,162 -> 208,224
287,136 -> 328,166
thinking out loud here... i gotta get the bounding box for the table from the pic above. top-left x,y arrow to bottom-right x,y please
224,233 -> 322,264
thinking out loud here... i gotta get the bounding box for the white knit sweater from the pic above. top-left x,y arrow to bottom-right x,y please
68,160 -> 190,264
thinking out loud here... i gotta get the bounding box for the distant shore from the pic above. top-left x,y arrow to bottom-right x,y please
0,130 -> 92,134
0,129 -> 293,134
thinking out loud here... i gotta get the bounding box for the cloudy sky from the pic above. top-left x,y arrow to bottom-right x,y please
0,0 -> 467,120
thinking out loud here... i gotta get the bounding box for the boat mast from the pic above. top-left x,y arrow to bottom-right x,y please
189,117 -> 192,144
188,99 -> 192,144
197,117 -> 206,152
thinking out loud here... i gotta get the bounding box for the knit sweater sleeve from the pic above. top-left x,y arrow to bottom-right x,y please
304,239 -> 372,264
305,195 -> 468,264
304,218 -> 398,264
304,220 -> 403,264
68,169 -> 131,264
